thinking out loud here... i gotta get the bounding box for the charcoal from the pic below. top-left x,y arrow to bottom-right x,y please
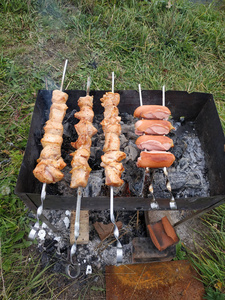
120,134 -> 128,148
83,171 -> 103,197
42,109 -> 209,200
168,171 -> 187,191
124,142 -> 139,162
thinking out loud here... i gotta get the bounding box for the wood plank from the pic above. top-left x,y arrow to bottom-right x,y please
70,210 -> 89,245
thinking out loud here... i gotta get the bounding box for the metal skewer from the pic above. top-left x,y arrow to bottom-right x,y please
162,85 -> 177,209
138,84 -> 159,209
109,72 -> 123,263
29,59 -> 68,240
66,77 -> 91,278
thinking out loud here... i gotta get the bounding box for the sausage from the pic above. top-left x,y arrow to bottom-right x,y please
134,105 -> 171,120
135,135 -> 174,151
136,151 -> 175,168
135,119 -> 174,135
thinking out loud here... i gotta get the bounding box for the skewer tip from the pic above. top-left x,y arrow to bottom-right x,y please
86,76 -> 91,95
138,83 -> 143,106
112,72 -> 114,93
162,85 -> 166,107
60,59 -> 68,92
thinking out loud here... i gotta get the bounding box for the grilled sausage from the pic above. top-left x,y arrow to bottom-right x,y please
135,119 -> 174,135
134,105 -> 171,120
135,135 -> 174,151
136,151 -> 175,168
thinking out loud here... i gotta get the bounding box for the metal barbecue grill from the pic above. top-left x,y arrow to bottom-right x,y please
15,90 -> 225,214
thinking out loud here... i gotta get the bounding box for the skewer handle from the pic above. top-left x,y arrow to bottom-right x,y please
110,186 -> 123,263
28,183 -> 46,240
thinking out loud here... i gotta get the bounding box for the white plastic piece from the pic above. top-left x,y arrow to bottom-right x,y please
86,265 -> 92,275
65,210 -> 71,216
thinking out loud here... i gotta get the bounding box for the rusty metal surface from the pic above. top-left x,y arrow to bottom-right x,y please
105,260 -> 205,300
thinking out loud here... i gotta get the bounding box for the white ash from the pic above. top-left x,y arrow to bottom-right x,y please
30,210 -> 146,273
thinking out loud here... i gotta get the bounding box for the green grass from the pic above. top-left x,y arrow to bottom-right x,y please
188,206 -> 225,299
0,0 -> 225,298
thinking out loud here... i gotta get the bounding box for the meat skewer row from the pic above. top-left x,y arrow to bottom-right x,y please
135,84 -> 159,209
33,90 -> 68,184
100,72 -> 124,263
29,59 -> 68,241
134,89 -> 175,168
100,91 -> 126,187
135,85 -> 177,209
70,85 -> 97,188
67,78 -> 97,278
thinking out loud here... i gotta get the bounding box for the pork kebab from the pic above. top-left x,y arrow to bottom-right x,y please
70,91 -> 97,188
100,92 -> 126,186
67,78 -> 97,278
30,59 -> 68,240
100,72 -> 126,263
33,90 -> 69,183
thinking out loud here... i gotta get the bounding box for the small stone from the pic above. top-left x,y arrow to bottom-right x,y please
63,216 -> 70,229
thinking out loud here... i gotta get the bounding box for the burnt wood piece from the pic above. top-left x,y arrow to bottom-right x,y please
15,90 -> 225,211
